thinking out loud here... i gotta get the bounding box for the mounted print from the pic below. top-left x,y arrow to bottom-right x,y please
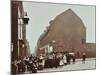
11,0 -> 96,74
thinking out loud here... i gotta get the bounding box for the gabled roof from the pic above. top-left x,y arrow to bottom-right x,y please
38,9 -> 86,46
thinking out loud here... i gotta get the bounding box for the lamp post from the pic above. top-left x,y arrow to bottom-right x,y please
18,12 -> 29,25
22,12 -> 29,24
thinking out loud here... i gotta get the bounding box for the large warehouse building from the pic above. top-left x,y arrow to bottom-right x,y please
36,9 -> 96,58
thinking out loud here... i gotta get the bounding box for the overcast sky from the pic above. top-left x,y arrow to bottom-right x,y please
23,1 -> 95,53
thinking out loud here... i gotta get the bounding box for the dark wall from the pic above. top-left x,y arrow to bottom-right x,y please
11,1 -> 18,61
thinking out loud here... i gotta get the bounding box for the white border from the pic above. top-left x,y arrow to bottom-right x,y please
0,0 -> 99,75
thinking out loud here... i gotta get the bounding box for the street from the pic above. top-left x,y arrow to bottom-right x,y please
23,58 -> 95,74
38,58 -> 95,73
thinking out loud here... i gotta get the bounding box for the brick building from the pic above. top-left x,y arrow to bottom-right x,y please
36,9 -> 96,58
11,1 -> 30,61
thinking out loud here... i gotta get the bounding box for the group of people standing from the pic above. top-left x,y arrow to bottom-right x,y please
11,52 -> 86,74
11,55 -> 38,74
44,51 -> 76,68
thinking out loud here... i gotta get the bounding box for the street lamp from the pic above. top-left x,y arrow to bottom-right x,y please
22,12 -> 29,24
18,12 -> 29,25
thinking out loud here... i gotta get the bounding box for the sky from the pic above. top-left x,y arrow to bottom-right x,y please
23,1 -> 95,53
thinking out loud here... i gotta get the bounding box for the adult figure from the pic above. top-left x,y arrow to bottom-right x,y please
69,51 -> 76,64
11,61 -> 17,74
63,54 -> 67,65
82,52 -> 86,64
53,52 -> 59,68
66,52 -> 71,64
38,54 -> 45,70
59,53 -> 64,67
17,60 -> 22,73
